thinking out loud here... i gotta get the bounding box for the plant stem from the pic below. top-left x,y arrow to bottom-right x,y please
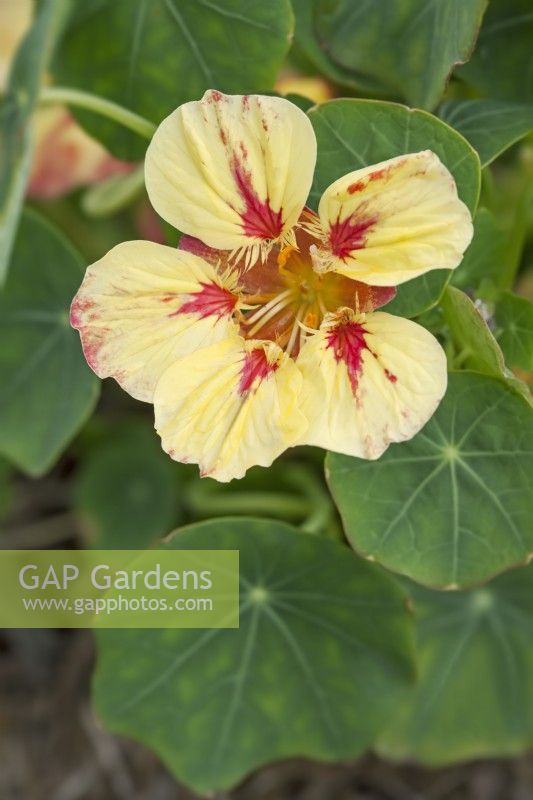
39,86 -> 156,140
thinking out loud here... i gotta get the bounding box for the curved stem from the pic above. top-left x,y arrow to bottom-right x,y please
39,86 -> 156,140
185,484 -> 308,521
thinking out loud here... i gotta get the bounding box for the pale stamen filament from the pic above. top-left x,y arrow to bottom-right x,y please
286,303 -> 308,356
245,289 -> 296,337
243,288 -> 294,326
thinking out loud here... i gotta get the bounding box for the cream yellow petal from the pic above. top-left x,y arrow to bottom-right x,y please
154,338 -> 307,482
316,151 -> 473,286
70,240 -> 239,402
297,309 -> 447,459
145,91 -> 317,259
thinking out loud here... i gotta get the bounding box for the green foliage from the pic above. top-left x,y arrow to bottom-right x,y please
0,459 -> 12,525
451,207 -> 507,291
495,291 -> 533,372
53,0 -> 294,159
327,372 -> 533,589
94,518 -> 415,794
74,419 -> 183,549
313,0 -> 487,110
0,0 -> 532,788
291,0 -> 383,93
379,563 -> 533,763
441,287 -> 507,377
0,0 -> 71,284
458,0 -> 533,104
308,99 -> 480,317
440,100 -> 533,167
0,210 -> 99,475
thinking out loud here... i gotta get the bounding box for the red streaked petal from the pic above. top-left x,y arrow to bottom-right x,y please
317,151 -> 473,286
145,91 -> 317,256
297,309 -> 448,459
70,240 -> 239,402
153,338 -> 307,482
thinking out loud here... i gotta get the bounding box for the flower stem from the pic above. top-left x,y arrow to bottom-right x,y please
38,87 -> 156,140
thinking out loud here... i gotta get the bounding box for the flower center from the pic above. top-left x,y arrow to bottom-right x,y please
238,217 -> 390,356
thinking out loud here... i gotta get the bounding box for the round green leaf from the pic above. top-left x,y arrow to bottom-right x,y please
308,99 -> 480,318
0,210 -> 99,476
93,518 -> 415,794
379,563 -> 533,764
326,372 -> 533,589
74,420 -> 182,549
458,0 -> 533,105
495,291 -> 533,373
440,100 -> 533,167
53,0 -> 294,159
314,0 -> 488,111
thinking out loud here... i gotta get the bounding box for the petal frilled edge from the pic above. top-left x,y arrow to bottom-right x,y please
296,310 -> 447,459
70,240 -> 240,402
153,338 -> 307,482
145,91 -> 317,261
315,151 -> 473,286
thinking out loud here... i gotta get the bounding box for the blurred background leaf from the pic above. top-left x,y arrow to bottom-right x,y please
457,0 -> 533,104
52,0 -> 294,159
313,0 -> 487,110
440,100 -> 533,167
0,209 -> 99,475
495,291 -> 533,372
0,0 -> 71,284
73,418 -> 186,549
451,207 -> 507,291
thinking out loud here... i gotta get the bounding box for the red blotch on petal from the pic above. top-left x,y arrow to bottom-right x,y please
238,348 -> 278,395
329,215 -> 377,260
231,156 -> 283,240
176,283 -> 237,319
327,319 -> 400,393
327,320 -> 368,394
347,180 -> 366,194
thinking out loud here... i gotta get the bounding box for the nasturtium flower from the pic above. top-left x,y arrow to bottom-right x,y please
71,91 -> 473,481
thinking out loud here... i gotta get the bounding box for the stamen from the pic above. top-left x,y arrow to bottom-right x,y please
309,243 -> 329,274
300,210 -> 324,240
286,304 -> 307,356
243,288 -> 293,326
245,290 -> 296,337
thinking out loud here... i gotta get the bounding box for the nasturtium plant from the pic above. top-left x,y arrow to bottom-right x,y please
1,0 -> 532,794
94,518 -> 415,794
